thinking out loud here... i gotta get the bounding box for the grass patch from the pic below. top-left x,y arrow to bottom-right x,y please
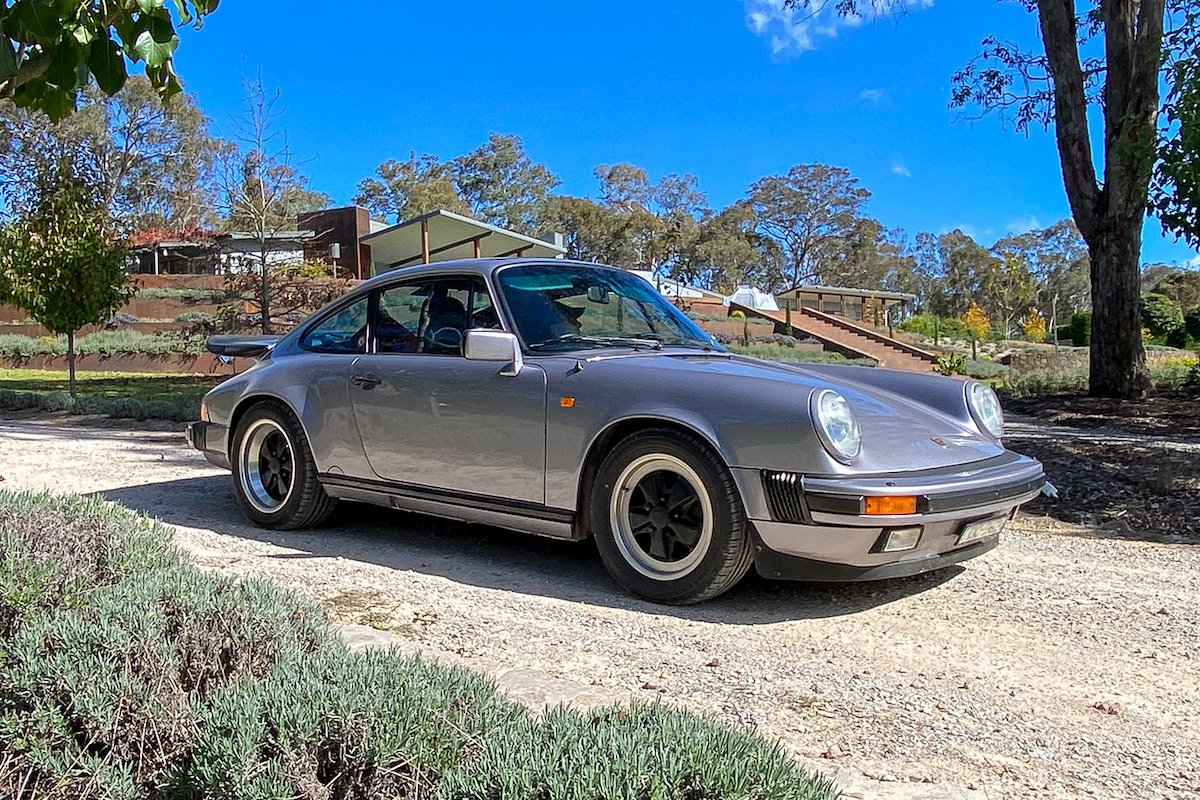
0,369 -> 218,421
0,491 -> 838,800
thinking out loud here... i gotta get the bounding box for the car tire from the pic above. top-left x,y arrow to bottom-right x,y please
590,428 -> 753,604
231,401 -> 337,529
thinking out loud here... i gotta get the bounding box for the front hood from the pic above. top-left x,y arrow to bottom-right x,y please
567,350 -> 1006,473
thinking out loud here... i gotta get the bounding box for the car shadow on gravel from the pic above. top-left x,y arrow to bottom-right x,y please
99,475 -> 964,625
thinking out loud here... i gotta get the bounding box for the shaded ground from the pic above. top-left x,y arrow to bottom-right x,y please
1004,395 -> 1200,542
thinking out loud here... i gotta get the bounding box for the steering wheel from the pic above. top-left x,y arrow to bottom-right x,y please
427,326 -> 464,353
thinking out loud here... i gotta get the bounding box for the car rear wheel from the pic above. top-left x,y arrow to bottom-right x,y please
590,429 -> 753,604
231,401 -> 336,529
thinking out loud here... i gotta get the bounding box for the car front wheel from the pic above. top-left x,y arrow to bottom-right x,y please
590,429 -> 753,604
231,401 -> 336,529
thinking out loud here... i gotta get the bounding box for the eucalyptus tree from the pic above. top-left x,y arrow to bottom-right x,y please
791,0 -> 1195,397
746,163 -> 870,290
0,77 -> 226,230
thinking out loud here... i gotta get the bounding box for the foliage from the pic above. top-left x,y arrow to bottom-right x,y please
0,331 -> 206,358
730,309 -> 750,346
0,491 -> 837,800
220,266 -> 353,334
0,165 -> 129,396
453,133 -> 561,234
992,219 -> 1090,319
934,352 -> 967,376
0,1 -> 218,121
961,302 -> 991,360
962,358 -> 1013,380
1140,292 -> 1185,338
746,163 -> 870,290
354,150 -> 469,223
961,303 -> 991,343
1022,308 -> 1048,342
898,314 -> 969,340
135,286 -> 228,302
0,77 -> 226,229
982,252 -> 1036,337
1069,311 -> 1092,346
1152,6 -> 1200,249
1185,307 -> 1200,341
356,134 -> 559,236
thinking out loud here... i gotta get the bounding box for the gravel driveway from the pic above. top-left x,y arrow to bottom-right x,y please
1,416 -> 1197,800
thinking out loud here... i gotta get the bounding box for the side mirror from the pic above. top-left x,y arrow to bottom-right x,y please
586,286 -> 610,304
463,329 -> 524,376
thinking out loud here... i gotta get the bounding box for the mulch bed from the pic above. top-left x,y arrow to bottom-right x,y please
1004,393 -> 1200,542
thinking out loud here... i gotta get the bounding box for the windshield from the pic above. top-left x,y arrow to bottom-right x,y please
496,264 -> 720,352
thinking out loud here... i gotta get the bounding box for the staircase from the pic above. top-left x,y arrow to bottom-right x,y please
730,303 -> 937,372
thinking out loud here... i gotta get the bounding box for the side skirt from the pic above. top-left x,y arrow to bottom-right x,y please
318,473 -> 581,541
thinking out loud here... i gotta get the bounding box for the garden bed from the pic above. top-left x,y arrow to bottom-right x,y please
0,491 -> 836,800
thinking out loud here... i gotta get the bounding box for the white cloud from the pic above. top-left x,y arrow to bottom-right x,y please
1005,216 -> 1041,234
1186,254 -> 1200,269
859,88 -> 886,106
743,0 -> 934,57
891,158 -> 911,178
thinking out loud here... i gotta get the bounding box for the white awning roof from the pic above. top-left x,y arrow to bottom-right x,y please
361,209 -> 565,275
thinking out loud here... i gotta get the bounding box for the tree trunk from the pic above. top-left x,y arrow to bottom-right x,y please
1035,0 -> 1163,399
260,252 -> 271,335
1088,227 -> 1149,398
67,330 -> 77,400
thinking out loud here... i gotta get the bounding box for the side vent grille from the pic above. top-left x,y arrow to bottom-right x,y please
762,471 -> 806,524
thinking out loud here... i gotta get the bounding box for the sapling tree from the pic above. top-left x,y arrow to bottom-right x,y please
0,164 -> 130,397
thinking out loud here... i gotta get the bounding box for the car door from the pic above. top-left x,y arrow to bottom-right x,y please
347,274 -> 548,505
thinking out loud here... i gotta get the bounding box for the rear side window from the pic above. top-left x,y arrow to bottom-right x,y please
301,297 -> 368,353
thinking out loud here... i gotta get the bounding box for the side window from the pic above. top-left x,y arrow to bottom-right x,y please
300,297 -> 368,353
375,277 -> 502,355
376,283 -> 425,353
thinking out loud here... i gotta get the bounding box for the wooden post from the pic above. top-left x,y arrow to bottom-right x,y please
473,237 -> 482,258
420,219 -> 430,264
816,292 -> 823,314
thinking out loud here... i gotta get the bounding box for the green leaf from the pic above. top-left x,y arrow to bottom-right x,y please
6,0 -> 62,42
0,38 -> 17,83
137,0 -> 166,12
130,14 -> 178,68
87,37 -> 126,95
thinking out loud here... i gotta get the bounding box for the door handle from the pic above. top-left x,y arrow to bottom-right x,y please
351,373 -> 381,389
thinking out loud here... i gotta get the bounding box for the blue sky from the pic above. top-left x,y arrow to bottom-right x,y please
175,1 -> 1198,267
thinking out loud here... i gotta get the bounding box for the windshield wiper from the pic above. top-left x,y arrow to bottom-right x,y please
527,334 -> 662,351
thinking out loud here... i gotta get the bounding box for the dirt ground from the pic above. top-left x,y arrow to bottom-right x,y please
1004,394 -> 1200,540
0,412 -> 1197,800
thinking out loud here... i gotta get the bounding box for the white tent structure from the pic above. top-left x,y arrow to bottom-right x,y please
726,285 -> 779,311
629,270 -> 725,302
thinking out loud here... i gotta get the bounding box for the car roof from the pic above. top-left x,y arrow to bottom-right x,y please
357,257 -> 621,290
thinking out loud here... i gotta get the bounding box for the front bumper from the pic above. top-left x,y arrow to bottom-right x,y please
185,420 -> 230,469
734,451 -> 1045,582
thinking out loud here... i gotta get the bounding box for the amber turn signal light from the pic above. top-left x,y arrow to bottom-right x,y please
864,495 -> 918,515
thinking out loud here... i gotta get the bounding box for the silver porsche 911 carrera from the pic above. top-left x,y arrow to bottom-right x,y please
186,258 -> 1046,604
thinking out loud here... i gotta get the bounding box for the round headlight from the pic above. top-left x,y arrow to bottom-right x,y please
812,390 -> 861,462
967,381 -> 1004,438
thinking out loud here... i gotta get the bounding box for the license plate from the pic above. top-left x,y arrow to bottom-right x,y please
958,516 -> 1006,545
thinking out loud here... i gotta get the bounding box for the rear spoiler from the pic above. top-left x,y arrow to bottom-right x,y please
205,335 -> 282,359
